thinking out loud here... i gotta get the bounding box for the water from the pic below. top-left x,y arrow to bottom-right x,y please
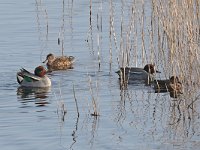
0,0 -> 200,150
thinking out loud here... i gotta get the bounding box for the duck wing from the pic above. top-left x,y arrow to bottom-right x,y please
18,68 -> 42,81
128,67 -> 145,73
66,56 -> 75,62
116,67 -> 145,75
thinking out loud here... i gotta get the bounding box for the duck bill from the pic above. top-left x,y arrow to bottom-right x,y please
156,70 -> 161,73
42,59 -> 47,63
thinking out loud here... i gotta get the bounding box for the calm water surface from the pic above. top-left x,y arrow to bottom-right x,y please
0,0 -> 200,150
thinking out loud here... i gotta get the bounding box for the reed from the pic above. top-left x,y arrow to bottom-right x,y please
90,0 -> 92,26
61,0 -> 65,56
44,9 -> 48,37
73,83 -> 80,117
35,0 -> 49,61
109,0 -> 119,53
109,0 -> 113,71
54,87 -> 67,122
88,75 -> 100,117
114,0 -> 150,86
113,0 -> 199,101
116,0 -> 152,68
152,0 -> 199,90
140,0 -> 200,128
97,10 -> 101,70
149,0 -> 200,138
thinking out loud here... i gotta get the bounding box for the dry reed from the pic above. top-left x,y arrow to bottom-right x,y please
114,0 -> 199,98
73,83 -> 80,117
88,75 -> 100,117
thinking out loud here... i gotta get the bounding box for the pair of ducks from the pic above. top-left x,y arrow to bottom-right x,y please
116,64 -> 183,97
17,53 -> 75,88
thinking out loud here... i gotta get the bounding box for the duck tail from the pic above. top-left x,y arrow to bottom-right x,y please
17,72 -> 23,84
69,56 -> 75,62
115,70 -> 120,75
21,68 -> 30,74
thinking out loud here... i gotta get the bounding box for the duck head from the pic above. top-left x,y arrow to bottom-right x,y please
43,53 -> 56,64
169,76 -> 183,97
34,66 -> 47,77
143,64 -> 161,74
170,76 -> 181,83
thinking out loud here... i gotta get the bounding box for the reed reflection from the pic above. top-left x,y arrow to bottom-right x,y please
166,96 -> 200,140
89,116 -> 99,149
70,116 -> 79,150
115,89 -> 127,124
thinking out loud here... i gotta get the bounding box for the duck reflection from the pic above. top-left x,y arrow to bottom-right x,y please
17,86 -> 51,106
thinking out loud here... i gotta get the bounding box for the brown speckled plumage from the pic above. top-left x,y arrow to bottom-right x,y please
43,53 -> 75,71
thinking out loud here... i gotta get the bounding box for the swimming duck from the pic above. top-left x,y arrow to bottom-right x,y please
43,53 -> 75,71
168,76 -> 183,93
17,66 -> 51,88
116,64 -> 161,84
154,76 -> 183,97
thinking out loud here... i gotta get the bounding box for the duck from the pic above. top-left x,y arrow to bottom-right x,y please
154,76 -> 183,98
43,53 -> 75,71
116,64 -> 161,84
17,66 -> 51,88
